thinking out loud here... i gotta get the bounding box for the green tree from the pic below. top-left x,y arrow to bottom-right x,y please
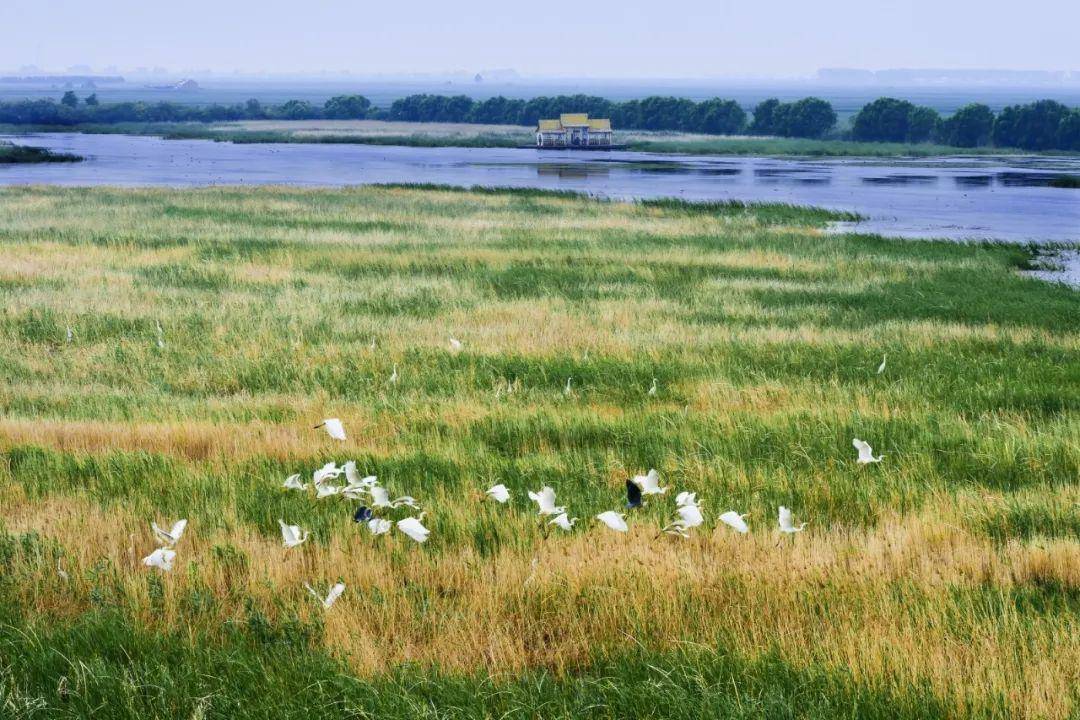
1057,110 -> 1080,151
939,104 -> 994,147
785,97 -> 837,138
60,91 -> 79,108
84,93 -> 99,107
323,94 -> 372,120
749,98 -> 782,135
906,106 -> 940,143
277,100 -> 315,120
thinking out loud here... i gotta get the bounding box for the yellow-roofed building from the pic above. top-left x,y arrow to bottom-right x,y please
535,113 -> 614,148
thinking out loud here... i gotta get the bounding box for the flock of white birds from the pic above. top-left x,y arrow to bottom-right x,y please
139,340 -> 887,610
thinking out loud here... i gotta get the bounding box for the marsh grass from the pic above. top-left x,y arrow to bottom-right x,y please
0,185 -> 1077,719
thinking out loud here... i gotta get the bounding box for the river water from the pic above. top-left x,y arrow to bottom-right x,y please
2,132 -> 1079,251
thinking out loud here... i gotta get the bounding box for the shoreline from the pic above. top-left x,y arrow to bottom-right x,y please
3,120 -> 1071,159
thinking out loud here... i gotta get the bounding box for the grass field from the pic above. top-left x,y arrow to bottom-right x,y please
0,185 -> 1077,719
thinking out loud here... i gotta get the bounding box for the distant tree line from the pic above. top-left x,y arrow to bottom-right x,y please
2,92 -> 1079,151
0,93 -> 375,125
851,97 -> 1080,150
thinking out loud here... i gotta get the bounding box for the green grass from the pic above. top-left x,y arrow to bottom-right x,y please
0,185 -> 1076,719
0,141 -> 81,164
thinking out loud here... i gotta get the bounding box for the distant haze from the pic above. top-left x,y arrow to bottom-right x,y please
3,0 -> 1079,78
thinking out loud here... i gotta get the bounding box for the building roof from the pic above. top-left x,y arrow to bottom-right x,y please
559,113 -> 590,126
537,114 -> 614,133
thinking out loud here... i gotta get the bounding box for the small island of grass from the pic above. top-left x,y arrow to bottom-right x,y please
0,141 -> 82,164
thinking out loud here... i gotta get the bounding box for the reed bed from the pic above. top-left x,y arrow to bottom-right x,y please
0,184 -> 1076,719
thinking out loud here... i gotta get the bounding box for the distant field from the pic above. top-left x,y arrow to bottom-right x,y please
0,185 -> 1077,719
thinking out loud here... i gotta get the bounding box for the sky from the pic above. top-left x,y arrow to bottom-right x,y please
3,0 -> 1079,78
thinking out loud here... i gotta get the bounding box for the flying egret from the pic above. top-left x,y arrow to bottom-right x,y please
778,506 -> 807,534
548,513 -> 577,531
283,474 -> 307,491
305,582 -> 345,610
596,511 -> 628,532
647,378 -> 658,396
852,438 -> 883,464
527,486 -> 565,516
449,337 -> 463,352
142,547 -> 176,572
353,506 -> 373,523
369,486 -> 420,509
279,520 -> 310,548
664,504 -> 705,537
397,516 -> 430,543
316,484 -> 342,499
367,518 -> 392,535
343,461 -> 376,489
486,484 -> 511,503
151,519 -> 187,547
675,491 -> 698,508
632,469 -> 667,495
313,462 -> 343,485
877,354 -> 887,374
389,365 -> 399,385
625,479 -> 643,509
314,418 -> 346,441
718,510 -> 749,534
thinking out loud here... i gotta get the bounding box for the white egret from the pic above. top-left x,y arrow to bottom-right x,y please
369,337 -> 376,351
675,491 -> 698,508
305,582 -> 346,610
343,461 -> 376,489
663,504 -> 705,537
778,506 -> 807,534
367,518 -> 392,535
718,510 -> 749,534
283,474 -> 307,491
369,486 -> 420,509
564,377 -> 572,396
632,469 -> 667,495
155,320 -> 165,349
142,547 -> 176,572
548,513 -> 577,531
312,462 -> 343,485
151,518 -> 187,547
647,378 -> 658,396
57,558 -> 69,581
389,365 -> 399,385
449,337 -> 463,352
596,511 -> 628,532
877,354 -> 887,374
397,515 -> 430,543
279,520 -> 310,548
314,418 -> 346,441
486,484 -> 511,503
852,438 -> 883,464
66,326 -> 73,343
316,484 -> 342,499
527,486 -> 565,516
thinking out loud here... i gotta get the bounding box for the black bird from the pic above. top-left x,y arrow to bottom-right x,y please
353,506 -> 373,523
625,479 -> 642,509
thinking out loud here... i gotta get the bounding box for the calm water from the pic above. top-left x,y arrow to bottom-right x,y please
2,132 -> 1079,248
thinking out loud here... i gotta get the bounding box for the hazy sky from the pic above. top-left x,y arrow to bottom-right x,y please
3,0 -> 1078,77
